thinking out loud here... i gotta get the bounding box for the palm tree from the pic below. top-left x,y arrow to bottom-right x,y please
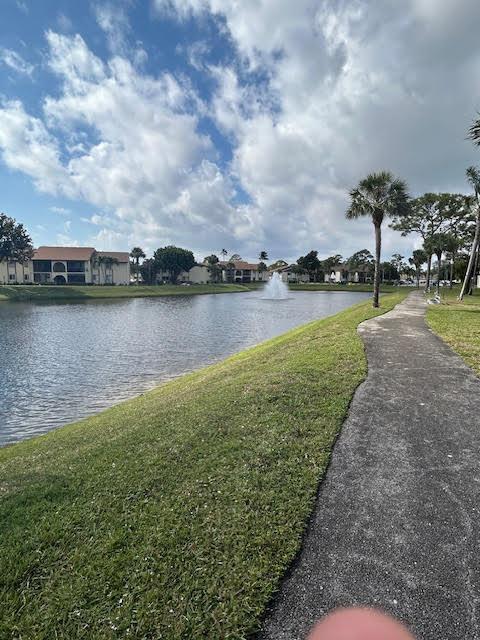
424,233 -> 448,295
220,248 -> 228,262
409,249 -> 428,289
346,172 -> 410,307
94,255 -> 119,284
259,250 -> 268,262
130,247 -> 146,285
443,234 -> 461,289
459,166 -> 480,300
104,256 -> 119,284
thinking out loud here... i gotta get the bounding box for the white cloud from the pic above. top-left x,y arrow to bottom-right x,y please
50,206 -> 71,215
153,0 -> 480,259
0,48 -> 34,76
0,100 -> 71,194
56,233 -> 79,246
2,3 -> 480,261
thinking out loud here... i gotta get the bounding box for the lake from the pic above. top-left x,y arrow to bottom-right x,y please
0,290 -> 369,446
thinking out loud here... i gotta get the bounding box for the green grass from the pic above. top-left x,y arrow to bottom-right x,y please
288,283 -> 413,293
0,291 -> 408,639
426,287 -> 480,376
0,282 -> 411,303
0,283 -> 248,302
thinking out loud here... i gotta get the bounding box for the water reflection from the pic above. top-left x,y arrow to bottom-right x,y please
0,290 -> 369,445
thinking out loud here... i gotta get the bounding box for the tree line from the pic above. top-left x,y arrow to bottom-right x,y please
132,248 -> 271,284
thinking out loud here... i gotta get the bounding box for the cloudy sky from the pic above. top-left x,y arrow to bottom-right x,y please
0,0 -> 479,262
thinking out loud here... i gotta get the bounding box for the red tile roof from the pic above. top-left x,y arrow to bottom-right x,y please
218,261 -> 260,270
96,251 -> 130,263
33,246 -> 95,261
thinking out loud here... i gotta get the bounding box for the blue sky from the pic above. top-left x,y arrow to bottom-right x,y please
1,0 -> 480,262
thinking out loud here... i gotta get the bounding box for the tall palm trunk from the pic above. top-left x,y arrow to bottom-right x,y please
136,258 -> 140,285
373,222 -> 381,308
459,207 -> 480,300
449,255 -> 454,289
425,254 -> 432,291
469,243 -> 480,295
436,253 -> 442,295
416,268 -> 420,289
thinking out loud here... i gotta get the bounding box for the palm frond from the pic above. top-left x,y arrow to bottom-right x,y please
466,165 -> 480,191
468,116 -> 480,145
345,171 -> 409,221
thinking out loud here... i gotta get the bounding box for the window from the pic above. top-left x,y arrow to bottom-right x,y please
52,262 -> 66,273
24,274 -> 29,281
9,274 -> 15,280
34,273 -> 50,283
68,274 -> 86,284
67,260 -> 85,273
33,260 -> 52,273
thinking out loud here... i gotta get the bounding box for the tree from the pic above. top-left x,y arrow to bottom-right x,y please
139,258 -> 156,285
204,254 -> 221,283
259,250 -> 268,262
229,253 -> 242,262
225,259 -> 235,283
468,115 -> 480,146
379,261 -> 399,282
347,249 -> 374,269
409,249 -> 428,288
297,250 -> 321,282
459,166 -> 480,300
391,193 -> 446,290
424,233 -> 449,294
130,247 -> 146,285
347,172 -> 410,307
220,248 -> 228,262
257,261 -> 268,274
321,255 -> 344,281
345,250 -> 374,283
391,192 -> 472,291
153,246 -> 195,284
443,234 -> 461,288
0,213 -> 33,268
390,253 -> 405,279
94,255 -> 119,284
269,259 -> 288,270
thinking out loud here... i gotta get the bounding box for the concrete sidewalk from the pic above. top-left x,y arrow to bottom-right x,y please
259,292 -> 480,640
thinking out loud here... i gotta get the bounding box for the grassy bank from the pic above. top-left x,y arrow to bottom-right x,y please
0,291 -> 407,639
288,283 -> 412,293
426,288 -> 480,376
0,283 -> 413,302
0,283 -> 248,302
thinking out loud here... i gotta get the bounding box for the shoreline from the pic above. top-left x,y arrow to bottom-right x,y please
0,282 -> 411,303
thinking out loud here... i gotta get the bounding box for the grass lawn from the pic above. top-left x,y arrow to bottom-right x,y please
426,287 -> 480,377
0,283 -> 248,302
288,283 -> 412,293
0,291 -> 407,639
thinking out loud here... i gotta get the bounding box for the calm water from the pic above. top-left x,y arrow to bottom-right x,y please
0,290 -> 369,445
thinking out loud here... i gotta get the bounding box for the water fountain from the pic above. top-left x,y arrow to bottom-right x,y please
262,272 -> 289,300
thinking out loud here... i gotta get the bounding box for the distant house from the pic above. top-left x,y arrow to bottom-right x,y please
0,246 -> 130,285
217,261 -> 270,284
269,264 -> 310,283
325,263 -> 373,284
181,265 -> 211,284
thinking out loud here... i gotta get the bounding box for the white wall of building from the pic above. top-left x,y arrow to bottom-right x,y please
0,260 -> 33,284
